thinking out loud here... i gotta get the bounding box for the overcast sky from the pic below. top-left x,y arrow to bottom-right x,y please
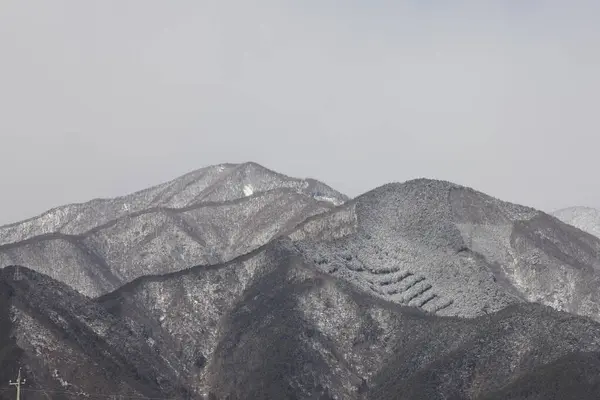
1,1 -> 599,225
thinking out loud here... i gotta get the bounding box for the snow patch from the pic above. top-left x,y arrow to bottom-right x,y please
314,195 -> 344,206
243,184 -> 254,197
52,369 -> 70,388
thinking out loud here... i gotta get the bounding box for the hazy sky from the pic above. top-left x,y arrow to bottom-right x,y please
1,1 -> 599,225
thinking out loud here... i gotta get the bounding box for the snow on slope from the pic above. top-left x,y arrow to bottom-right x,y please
0,163 -> 348,297
552,206 -> 600,240
289,179 -> 600,322
97,240 -> 600,399
0,162 -> 347,246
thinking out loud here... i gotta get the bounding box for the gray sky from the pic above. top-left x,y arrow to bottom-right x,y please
1,1 -> 599,225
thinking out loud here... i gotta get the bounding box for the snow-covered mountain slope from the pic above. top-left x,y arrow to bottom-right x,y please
0,187 -> 338,297
2,256 -> 597,400
97,240 -> 600,398
289,179 -> 600,321
0,266 -> 191,400
2,162 -> 600,399
552,206 -> 600,240
0,162 -> 347,297
0,162 -> 347,245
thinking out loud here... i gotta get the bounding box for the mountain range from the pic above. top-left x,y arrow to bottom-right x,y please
1,162 -> 600,399
0,163 -> 346,297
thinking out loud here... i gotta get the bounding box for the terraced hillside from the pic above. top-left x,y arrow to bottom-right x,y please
0,163 -> 347,297
290,179 -> 600,321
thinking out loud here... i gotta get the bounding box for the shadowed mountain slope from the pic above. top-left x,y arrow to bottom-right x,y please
94,240 -> 600,399
553,206 -> 600,240
0,266 -> 190,400
0,163 -> 347,297
289,179 -> 600,321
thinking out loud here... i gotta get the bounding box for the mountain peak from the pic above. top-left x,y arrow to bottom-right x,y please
358,178 -> 468,201
0,162 -> 347,241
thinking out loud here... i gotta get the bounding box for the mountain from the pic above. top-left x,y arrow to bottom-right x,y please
289,179 -> 600,321
552,206 -> 600,240
4,241 -> 600,399
0,162 -> 347,297
3,163 -> 600,398
0,162 -> 346,242
0,266 -> 190,400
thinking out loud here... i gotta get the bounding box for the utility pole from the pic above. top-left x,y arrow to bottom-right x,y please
9,368 -> 26,400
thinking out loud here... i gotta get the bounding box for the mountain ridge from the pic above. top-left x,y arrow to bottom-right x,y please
3,163 -> 600,398
0,164 -> 348,297
0,162 -> 347,242
4,167 -> 600,321
5,238 -> 600,399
